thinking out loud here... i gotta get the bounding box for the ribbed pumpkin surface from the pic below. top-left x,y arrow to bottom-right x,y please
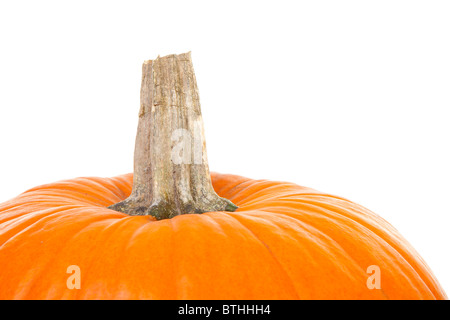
0,173 -> 446,299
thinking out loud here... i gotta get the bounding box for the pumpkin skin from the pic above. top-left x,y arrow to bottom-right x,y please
0,172 -> 446,300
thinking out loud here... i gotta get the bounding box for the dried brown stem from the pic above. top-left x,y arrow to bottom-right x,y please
108,52 -> 237,220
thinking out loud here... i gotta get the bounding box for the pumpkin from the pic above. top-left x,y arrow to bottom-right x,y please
0,172 -> 447,299
0,52 -> 446,300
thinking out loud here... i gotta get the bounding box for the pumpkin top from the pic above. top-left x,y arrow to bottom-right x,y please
0,172 -> 446,299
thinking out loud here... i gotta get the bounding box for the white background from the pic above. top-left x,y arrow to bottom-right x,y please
0,1 -> 449,296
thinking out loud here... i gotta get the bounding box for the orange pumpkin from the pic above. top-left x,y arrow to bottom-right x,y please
0,172 -> 446,299
0,53 -> 446,300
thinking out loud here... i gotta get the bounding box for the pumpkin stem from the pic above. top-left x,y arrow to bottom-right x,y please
108,52 -> 238,220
